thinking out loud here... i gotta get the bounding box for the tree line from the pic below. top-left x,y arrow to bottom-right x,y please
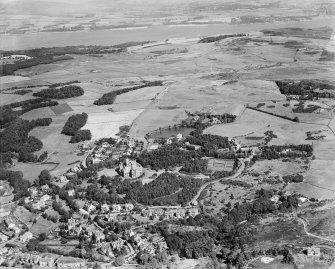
199,34 -> 246,43
33,85 -> 84,99
276,80 -> 335,99
0,98 -> 58,127
93,81 -> 163,105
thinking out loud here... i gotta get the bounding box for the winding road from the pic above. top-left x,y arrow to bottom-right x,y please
189,160 -> 245,205
297,216 -> 335,243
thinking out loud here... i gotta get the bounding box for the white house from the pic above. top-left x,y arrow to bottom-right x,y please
20,231 -> 33,243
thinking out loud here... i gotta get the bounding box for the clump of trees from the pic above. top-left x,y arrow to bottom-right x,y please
70,129 -> 92,143
61,112 -> 88,136
255,144 -> 313,160
33,85 -> 84,99
94,81 -> 163,105
61,113 -> 91,143
186,134 -> 230,148
180,159 -> 208,173
282,174 -> 303,183
292,102 -> 320,113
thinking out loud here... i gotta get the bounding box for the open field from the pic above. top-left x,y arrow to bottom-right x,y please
84,109 -> 144,140
30,217 -> 56,235
9,162 -> 56,183
0,75 -> 30,84
204,108 -> 331,146
0,93 -> 36,106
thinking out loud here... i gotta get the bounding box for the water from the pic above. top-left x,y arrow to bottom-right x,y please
148,127 -> 195,139
0,17 -> 333,51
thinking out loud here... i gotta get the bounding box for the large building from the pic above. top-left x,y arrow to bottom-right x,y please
119,159 -> 143,178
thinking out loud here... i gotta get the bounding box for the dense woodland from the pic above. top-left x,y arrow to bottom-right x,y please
94,81 -> 163,105
0,55 -> 73,76
255,144 -> 313,160
0,118 -> 52,164
61,113 -> 88,136
137,144 -> 202,170
121,172 -> 203,206
180,159 -> 208,174
0,45 -> 126,76
276,80 -> 335,99
33,85 -> 84,99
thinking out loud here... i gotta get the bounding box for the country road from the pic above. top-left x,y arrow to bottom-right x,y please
189,160 -> 245,205
297,217 -> 335,243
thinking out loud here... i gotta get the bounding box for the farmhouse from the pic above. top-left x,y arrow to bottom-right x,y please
306,247 -> 321,257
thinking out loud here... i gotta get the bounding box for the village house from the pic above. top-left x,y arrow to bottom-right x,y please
79,208 -> 89,216
39,255 -> 55,267
56,175 -> 69,184
40,194 -> 51,203
111,238 -> 124,251
101,204 -> 110,213
29,187 -> 39,197
20,231 -> 33,243
68,189 -> 76,197
306,247 -> 321,257
30,254 -> 41,265
32,200 -> 45,210
211,117 -> 221,125
56,257 -> 86,268
124,203 -> 134,211
41,184 -> 50,193
176,133 -> 183,141
187,208 -> 200,218
68,217 -> 79,230
71,166 -> 82,173
0,232 -> 8,242
0,247 -> 8,255
85,203 -> 96,213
